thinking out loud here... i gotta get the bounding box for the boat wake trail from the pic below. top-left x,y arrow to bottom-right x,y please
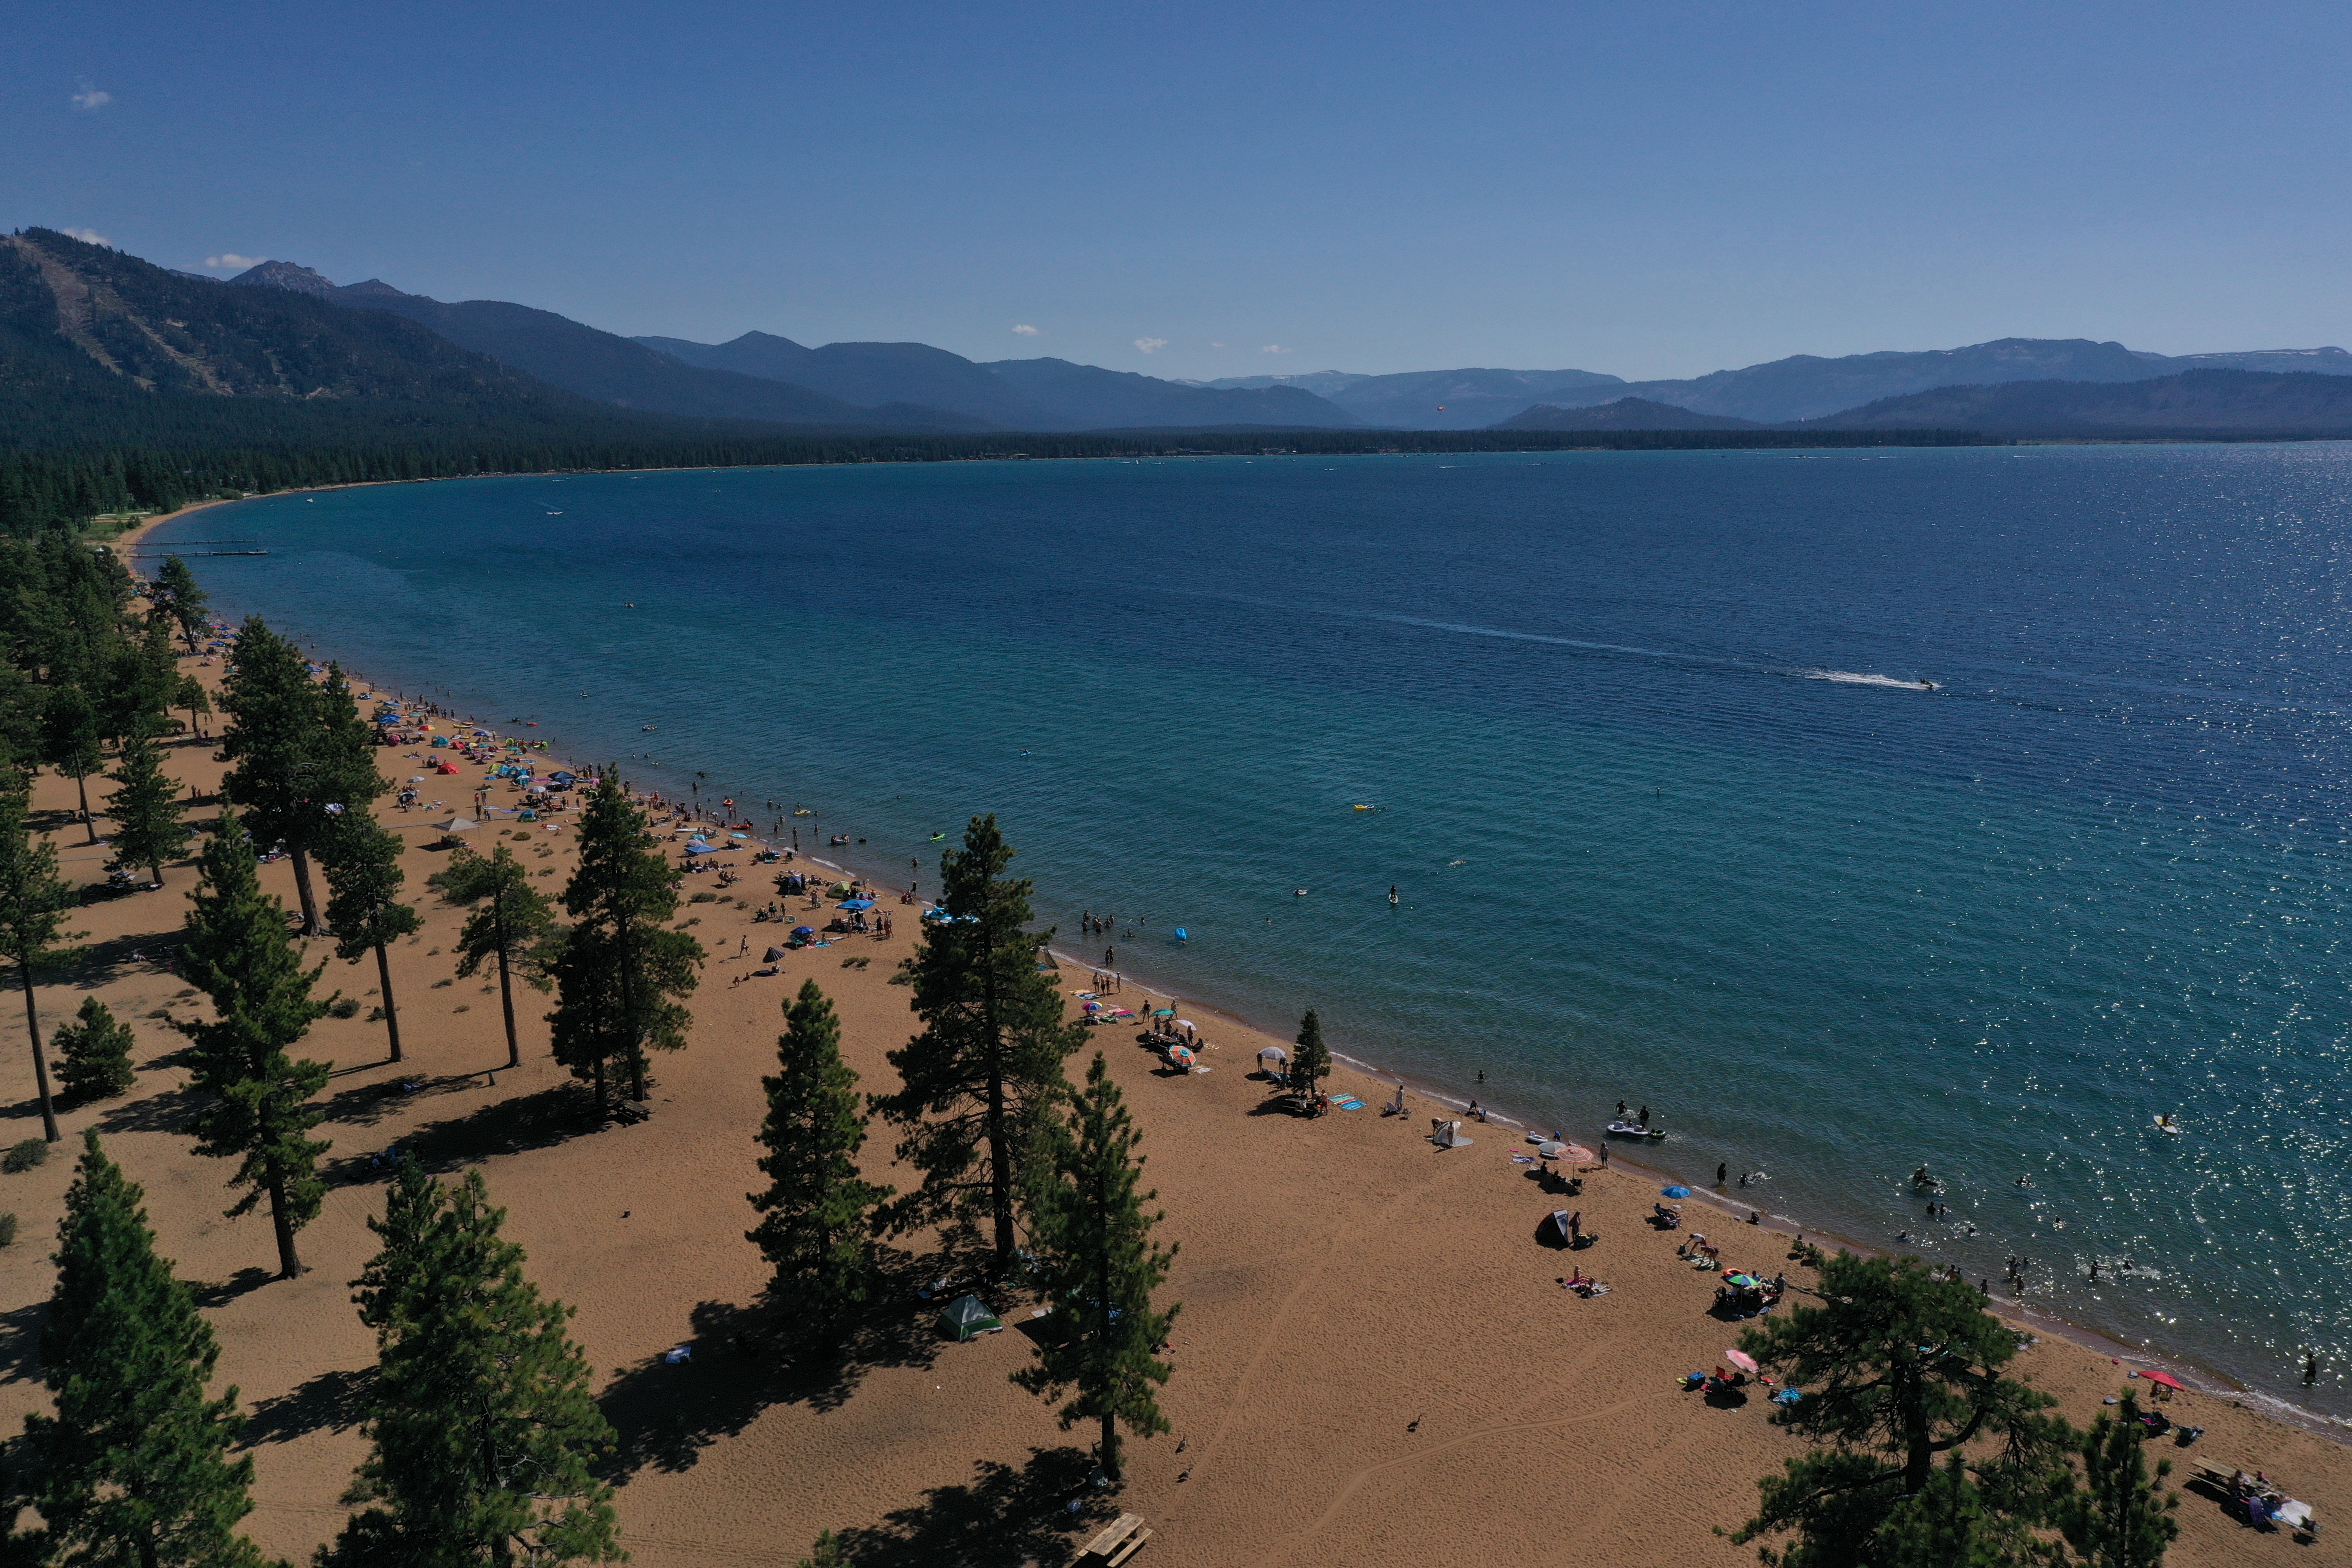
1801,670 -> 1937,691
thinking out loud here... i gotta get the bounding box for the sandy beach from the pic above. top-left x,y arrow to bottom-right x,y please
0,515 -> 2332,1568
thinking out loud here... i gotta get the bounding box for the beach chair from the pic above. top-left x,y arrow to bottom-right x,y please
1079,1513 -> 1152,1566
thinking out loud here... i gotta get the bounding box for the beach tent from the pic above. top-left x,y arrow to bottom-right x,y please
684,841 -> 724,855
548,770 -> 577,784
839,897 -> 874,911
764,946 -> 787,962
937,1294 -> 1003,1341
435,816 -> 481,837
1544,1210 -> 1578,1243
1432,1119 -> 1474,1148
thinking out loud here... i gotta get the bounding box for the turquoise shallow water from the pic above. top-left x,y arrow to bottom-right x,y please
160,445 -> 2352,1421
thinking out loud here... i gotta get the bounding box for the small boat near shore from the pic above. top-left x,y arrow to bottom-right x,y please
1606,1121 -> 1667,1141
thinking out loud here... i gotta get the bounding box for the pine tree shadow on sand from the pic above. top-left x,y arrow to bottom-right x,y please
599,1245 -> 969,1478
242,1365 -> 373,1446
0,1300 -> 47,1382
321,1084 -> 607,1185
832,1446 -> 1109,1568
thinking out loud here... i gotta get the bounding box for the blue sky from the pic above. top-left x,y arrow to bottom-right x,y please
9,1 -> 2349,379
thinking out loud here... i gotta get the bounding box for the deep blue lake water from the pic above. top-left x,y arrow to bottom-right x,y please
159,444 -> 2352,1423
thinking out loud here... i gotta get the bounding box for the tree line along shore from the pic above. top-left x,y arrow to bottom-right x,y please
0,524 -> 2307,1568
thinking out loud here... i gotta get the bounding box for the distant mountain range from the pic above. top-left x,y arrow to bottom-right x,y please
1807,368 -> 2352,435
1216,340 -> 2352,428
16,233 -> 2352,441
633,330 -> 1362,430
1495,398 -> 1760,432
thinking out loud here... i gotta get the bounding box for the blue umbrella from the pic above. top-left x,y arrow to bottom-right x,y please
1662,1185 -> 1691,1199
839,897 -> 874,911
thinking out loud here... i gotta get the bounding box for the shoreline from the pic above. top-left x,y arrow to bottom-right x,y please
129,493 -> 2351,1455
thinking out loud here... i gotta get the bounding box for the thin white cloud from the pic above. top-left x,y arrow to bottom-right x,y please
204,253 -> 266,270
1210,342 -> 1226,348
1134,337 -> 1169,355
1011,324 -> 1039,336
70,86 -> 111,111
60,228 -> 109,247
1260,344 -> 1292,355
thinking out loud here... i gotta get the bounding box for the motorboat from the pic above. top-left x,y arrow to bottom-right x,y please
1606,1121 -> 1667,1141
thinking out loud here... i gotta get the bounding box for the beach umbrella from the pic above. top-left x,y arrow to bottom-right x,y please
1537,1142 -> 1568,1160
839,897 -> 874,911
1724,1272 -> 1761,1289
1083,1001 -> 1102,1012
2135,1369 -> 2185,1391
764,946 -> 787,962
792,926 -> 815,937
1257,1045 -> 1289,1063
1663,1185 -> 1691,1199
1167,1044 -> 1197,1068
1173,1019 -> 1196,1029
1153,1007 -> 1176,1017
1726,1348 -> 1761,1374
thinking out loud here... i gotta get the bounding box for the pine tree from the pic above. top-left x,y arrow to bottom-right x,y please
1014,1052 -> 1178,1483
0,790 -> 80,1141
17,1132 -> 269,1568
2058,1394 -> 2179,1568
101,616 -> 181,746
1732,1253 -> 2077,1567
874,815 -> 1083,1274
152,556 -> 211,654
217,620 -> 374,934
1289,1008 -> 1332,1113
325,1162 -> 623,1568
748,980 -> 893,1344
311,665 -> 389,827
322,816 -> 421,1063
549,772 -> 700,1111
54,996 -> 138,1102
172,674 -> 212,742
40,685 -> 104,845
107,726 -> 191,886
429,845 -> 558,1070
176,811 -> 332,1278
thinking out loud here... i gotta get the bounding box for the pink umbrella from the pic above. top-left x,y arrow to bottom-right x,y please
1725,1348 -> 1761,1374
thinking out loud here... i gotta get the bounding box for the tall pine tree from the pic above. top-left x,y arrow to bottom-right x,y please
1014,1052 -> 1178,1483
1733,1253 -> 2077,1568
1289,1008 -> 1332,1113
322,816 -> 421,1063
0,790 -> 79,1141
874,815 -> 1083,1274
176,811 -> 332,1278
17,1132 -> 269,1568
216,619 -> 327,931
548,772 -> 699,1111
40,686 -> 104,846
748,980 -> 892,1345
325,1162 -> 622,1568
2058,1394 -> 2178,1568
151,555 -> 211,655
107,726 -> 191,886
429,845 -> 559,1071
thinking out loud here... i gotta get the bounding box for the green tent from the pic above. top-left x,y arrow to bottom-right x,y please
938,1293 -> 1004,1341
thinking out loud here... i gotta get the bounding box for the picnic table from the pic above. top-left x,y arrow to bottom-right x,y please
1079,1512 -> 1152,1565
